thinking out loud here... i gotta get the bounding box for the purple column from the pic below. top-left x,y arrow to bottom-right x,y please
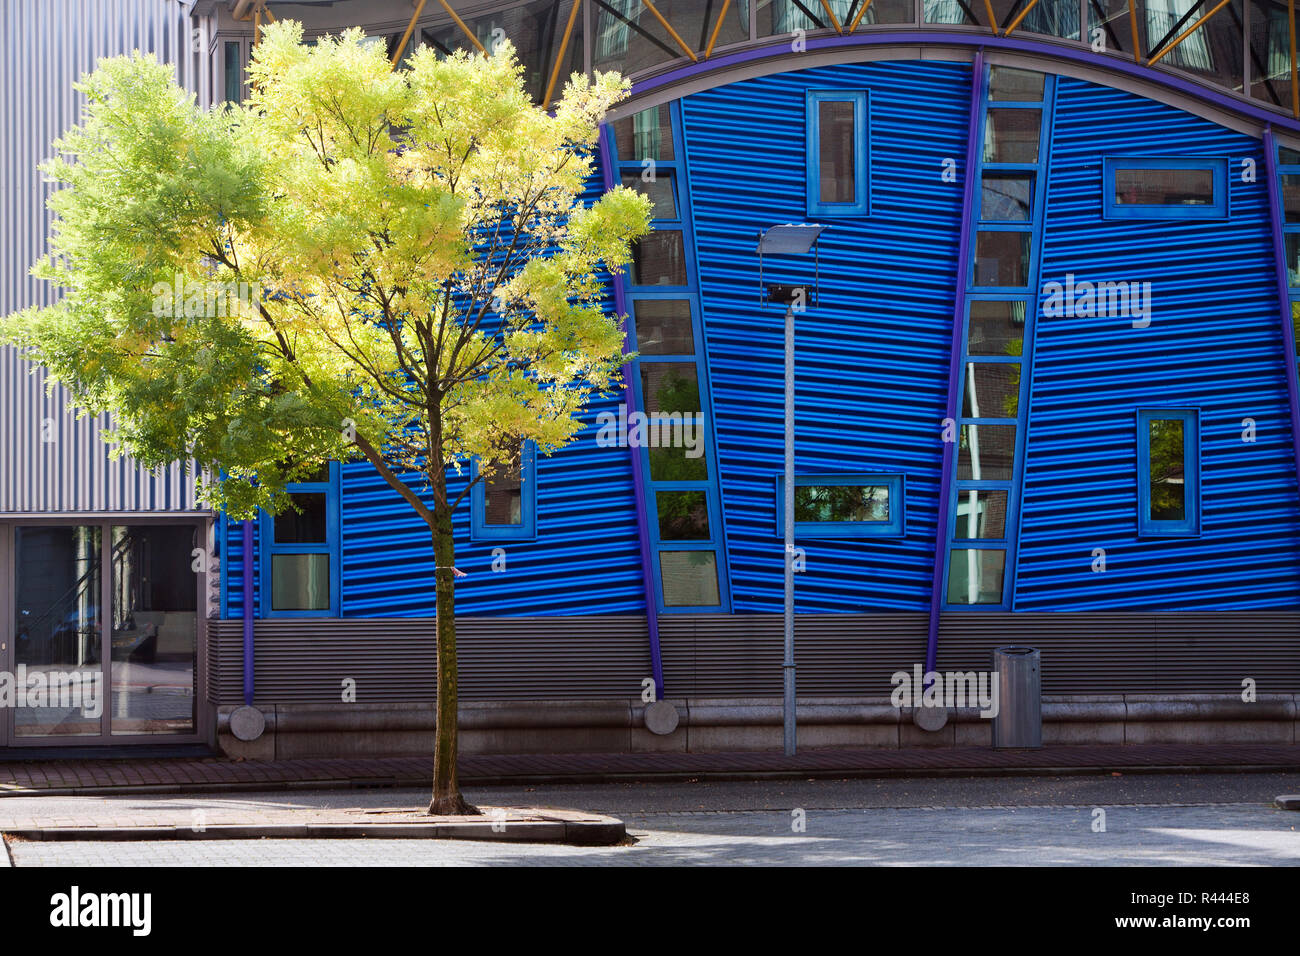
242,518 -> 254,706
925,49 -> 985,679
598,124 -> 666,700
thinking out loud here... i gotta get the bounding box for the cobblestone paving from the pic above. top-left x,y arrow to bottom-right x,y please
6,803 -> 1299,866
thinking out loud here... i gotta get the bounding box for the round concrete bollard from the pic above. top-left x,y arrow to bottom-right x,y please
644,700 -> 680,736
229,705 -> 266,742
913,705 -> 948,732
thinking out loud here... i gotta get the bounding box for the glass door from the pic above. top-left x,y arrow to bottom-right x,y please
1,521 -> 201,746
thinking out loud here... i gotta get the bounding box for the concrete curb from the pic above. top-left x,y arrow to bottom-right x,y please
2,814 -> 626,846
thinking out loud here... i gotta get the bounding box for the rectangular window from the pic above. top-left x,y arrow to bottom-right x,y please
631,231 -> 687,286
1137,408 -> 1200,535
967,300 -> 1026,356
1103,158 -> 1228,219
946,548 -> 1007,604
983,109 -> 1040,164
974,230 -> 1031,287
806,91 -> 869,216
634,299 -> 695,354
988,67 -> 1046,101
981,172 -> 1034,221
261,464 -> 341,617
659,550 -> 721,606
958,425 -> 1017,481
471,440 -> 537,541
775,474 -> 905,537
962,362 -> 1021,419
954,490 -> 1008,539
656,490 -> 710,540
640,362 -> 708,481
614,105 -> 674,162
621,171 -> 677,221
223,41 -> 243,105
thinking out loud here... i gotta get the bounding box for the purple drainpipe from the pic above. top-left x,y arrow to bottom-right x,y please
242,519 -> 255,706
1262,128 -> 1300,496
598,124 -> 666,700
925,49 -> 985,680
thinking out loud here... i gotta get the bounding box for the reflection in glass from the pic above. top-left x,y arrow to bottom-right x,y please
958,424 -> 1017,480
631,231 -> 688,286
989,67 -> 1046,100
818,99 -> 857,204
657,490 -> 710,540
946,548 -> 1006,604
981,172 -> 1034,221
274,493 -> 327,543
13,526 -> 102,737
641,362 -> 708,480
659,550 -> 721,606
1113,167 -> 1214,205
484,441 -> 524,526
968,300 -> 1025,356
974,231 -> 1031,287
614,104 -> 675,162
963,362 -> 1020,418
272,554 -> 331,611
1147,418 -> 1186,521
622,170 -> 677,220
634,299 -> 695,355
983,109 -> 1040,163
1283,175 -> 1300,222
110,526 -> 197,735
1287,233 -> 1300,287
924,0 -> 978,23
795,484 -> 890,523
1020,0 -> 1080,39
955,490 -> 1009,539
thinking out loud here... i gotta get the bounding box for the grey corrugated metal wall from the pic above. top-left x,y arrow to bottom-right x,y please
206,612 -> 1300,703
1,0 -> 209,514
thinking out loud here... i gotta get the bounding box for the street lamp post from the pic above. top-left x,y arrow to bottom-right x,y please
757,224 -> 826,758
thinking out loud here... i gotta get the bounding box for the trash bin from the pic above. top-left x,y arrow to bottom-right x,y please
992,645 -> 1041,749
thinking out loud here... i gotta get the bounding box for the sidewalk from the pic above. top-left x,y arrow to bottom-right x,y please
2,743 -> 1299,796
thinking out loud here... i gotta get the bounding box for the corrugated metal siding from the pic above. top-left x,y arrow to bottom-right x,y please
681,60 -> 973,612
1,0 -> 207,514
1017,76 -> 1300,609
208,616 -> 651,703
206,611 -> 1300,702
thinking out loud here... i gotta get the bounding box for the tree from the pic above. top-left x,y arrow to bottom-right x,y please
2,21 -> 651,814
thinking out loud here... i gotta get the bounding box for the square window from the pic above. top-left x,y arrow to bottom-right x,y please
659,550 -> 721,607
958,425 -> 1017,480
271,554 -> 331,611
621,170 -> 677,220
974,231 -> 1031,287
981,172 -> 1034,221
615,105 -> 674,162
946,549 -> 1006,605
983,109 -> 1040,164
631,231 -> 687,286
954,489 -> 1009,539
968,300 -> 1026,356
962,363 -> 1020,419
656,490 -> 710,540
273,492 -> 328,544
634,299 -> 695,354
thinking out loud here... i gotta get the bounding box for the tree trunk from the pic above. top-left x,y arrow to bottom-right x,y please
428,475 -> 477,816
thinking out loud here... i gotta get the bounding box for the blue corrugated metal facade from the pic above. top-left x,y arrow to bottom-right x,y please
1016,77 -> 1300,609
216,58 -> 1300,623
683,61 -> 972,613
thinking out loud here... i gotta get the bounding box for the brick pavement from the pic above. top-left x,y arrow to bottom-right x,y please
1,743 -> 1299,796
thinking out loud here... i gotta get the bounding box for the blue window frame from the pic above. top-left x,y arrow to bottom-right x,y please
1102,157 -> 1228,220
775,474 -> 905,538
806,90 -> 869,217
470,441 -> 537,542
259,463 -> 341,618
1136,408 -> 1201,536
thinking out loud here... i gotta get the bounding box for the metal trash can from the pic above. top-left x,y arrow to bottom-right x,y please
992,646 -> 1041,749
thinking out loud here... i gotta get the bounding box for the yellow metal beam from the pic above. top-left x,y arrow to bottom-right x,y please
818,0 -> 845,32
253,3 -> 261,48
1129,0 -> 1140,61
849,0 -> 876,32
705,0 -> 733,57
435,0 -> 486,54
1002,0 -> 1041,37
544,0 -> 584,105
1148,0 -> 1230,65
983,0 -> 999,36
391,0 -> 428,65
643,0 -> 698,61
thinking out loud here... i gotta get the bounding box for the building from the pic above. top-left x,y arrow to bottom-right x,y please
2,0 -> 1298,758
